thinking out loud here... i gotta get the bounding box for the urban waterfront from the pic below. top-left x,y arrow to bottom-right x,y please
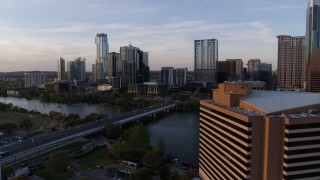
0,96 -> 199,164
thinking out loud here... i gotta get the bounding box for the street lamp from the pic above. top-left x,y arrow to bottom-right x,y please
32,139 -> 34,150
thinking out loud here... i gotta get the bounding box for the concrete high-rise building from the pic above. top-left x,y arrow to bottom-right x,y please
95,33 -> 109,77
277,35 -> 306,90
161,67 -> 174,86
24,72 -> 46,87
247,59 -> 261,80
194,39 -> 218,86
226,59 -> 243,81
174,68 -> 188,86
308,49 -> 320,91
57,57 -> 66,81
200,82 -> 320,180
67,57 -> 86,81
306,0 -> 320,64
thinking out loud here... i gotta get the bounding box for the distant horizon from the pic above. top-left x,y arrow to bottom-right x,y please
0,0 -> 306,72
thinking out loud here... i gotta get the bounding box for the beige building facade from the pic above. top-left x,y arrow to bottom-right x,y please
200,82 -> 320,180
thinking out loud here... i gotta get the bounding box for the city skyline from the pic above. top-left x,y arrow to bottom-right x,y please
0,0 -> 306,72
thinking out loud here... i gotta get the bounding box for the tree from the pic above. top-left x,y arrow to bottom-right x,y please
156,135 -> 165,156
48,111 -> 64,121
166,173 -> 180,180
129,167 -> 153,180
10,174 -> 31,180
105,123 -> 121,140
180,171 -> 194,180
1,165 -> 14,180
127,124 -> 150,149
142,151 -> 163,170
0,123 -> 17,136
19,119 -> 33,131
47,150 -> 70,173
84,113 -> 98,122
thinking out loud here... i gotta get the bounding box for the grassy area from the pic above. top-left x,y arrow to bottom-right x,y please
0,112 -> 45,128
73,146 -> 108,170
32,167 -> 74,180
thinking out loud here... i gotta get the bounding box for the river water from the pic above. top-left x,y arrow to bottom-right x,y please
0,97 -> 199,164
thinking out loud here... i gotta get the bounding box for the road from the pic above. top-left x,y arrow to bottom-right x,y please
0,101 -> 175,159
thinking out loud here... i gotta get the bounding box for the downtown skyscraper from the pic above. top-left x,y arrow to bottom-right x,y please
94,33 -> 109,81
306,0 -> 320,64
67,57 -> 86,81
57,57 -> 66,81
194,39 -> 218,87
277,35 -> 306,90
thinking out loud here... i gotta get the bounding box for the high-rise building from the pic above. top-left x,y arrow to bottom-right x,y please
308,49 -> 320,91
24,72 -> 46,87
174,68 -> 188,86
194,39 -> 218,86
252,62 -> 272,84
107,52 -> 119,79
94,33 -> 109,81
120,44 -> 146,84
57,57 -> 66,81
247,59 -> 261,80
67,57 -> 86,81
161,67 -> 174,86
306,0 -> 320,64
200,82 -> 320,180
277,35 -> 306,90
226,59 -> 243,81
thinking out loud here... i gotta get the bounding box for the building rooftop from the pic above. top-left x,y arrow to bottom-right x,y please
204,100 -> 262,117
243,90 -> 320,114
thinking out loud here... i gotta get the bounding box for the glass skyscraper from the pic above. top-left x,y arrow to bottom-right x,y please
306,0 -> 320,64
194,39 -> 218,87
57,57 -> 66,81
94,33 -> 109,81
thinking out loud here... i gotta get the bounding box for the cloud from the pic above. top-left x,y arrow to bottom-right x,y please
245,4 -> 306,13
0,20 -> 277,71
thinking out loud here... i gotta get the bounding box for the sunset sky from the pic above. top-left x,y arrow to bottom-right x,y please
0,0 -> 306,72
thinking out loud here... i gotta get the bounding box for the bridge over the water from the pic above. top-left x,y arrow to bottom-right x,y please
0,102 -> 176,166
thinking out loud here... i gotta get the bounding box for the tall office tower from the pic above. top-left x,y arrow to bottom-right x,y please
308,49 -> 320,91
57,57 -> 66,81
306,0 -> 320,64
120,44 -> 146,84
24,72 -> 46,87
143,52 -> 150,82
252,62 -> 273,88
67,57 -> 86,81
247,59 -> 261,80
200,82 -> 320,180
277,35 -> 306,90
226,59 -> 243,81
174,68 -> 188,86
194,39 -> 218,87
95,33 -> 109,80
107,52 -> 119,79
143,52 -> 149,66
161,67 -> 174,86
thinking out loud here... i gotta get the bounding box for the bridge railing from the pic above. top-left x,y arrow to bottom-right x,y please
0,126 -> 104,166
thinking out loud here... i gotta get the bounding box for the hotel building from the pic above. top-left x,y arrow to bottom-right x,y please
200,82 -> 320,180
277,35 -> 306,90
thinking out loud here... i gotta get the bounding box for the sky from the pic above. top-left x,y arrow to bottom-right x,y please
0,0 -> 307,72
